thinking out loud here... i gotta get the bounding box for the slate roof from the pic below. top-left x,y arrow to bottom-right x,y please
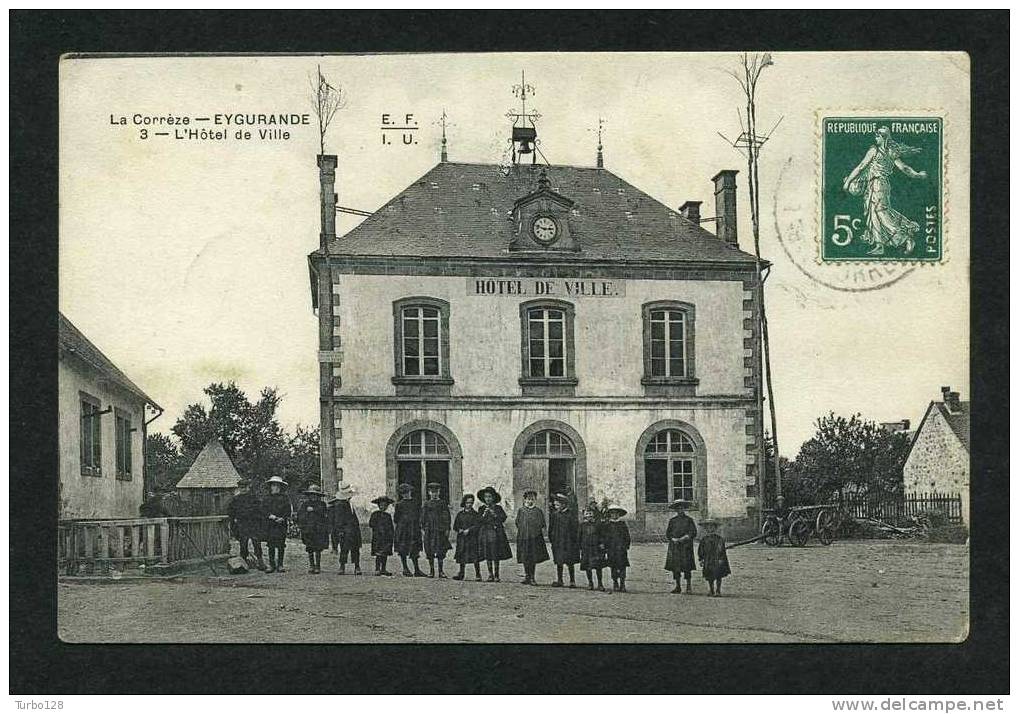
936,401 -> 970,452
176,439 -> 243,490
59,312 -> 160,409
314,162 -> 759,264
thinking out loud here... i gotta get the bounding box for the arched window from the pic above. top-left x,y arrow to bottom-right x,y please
643,428 -> 699,506
392,297 -> 452,396
641,301 -> 697,396
523,430 -> 576,458
395,429 -> 452,503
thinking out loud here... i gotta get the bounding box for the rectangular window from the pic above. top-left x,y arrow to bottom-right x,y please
80,394 -> 102,475
115,410 -> 132,480
402,306 -> 442,377
671,459 -> 695,502
527,308 -> 566,378
649,309 -> 686,377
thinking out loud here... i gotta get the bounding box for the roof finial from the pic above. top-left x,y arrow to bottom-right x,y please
537,166 -> 550,192
440,108 -> 449,163
596,116 -> 605,169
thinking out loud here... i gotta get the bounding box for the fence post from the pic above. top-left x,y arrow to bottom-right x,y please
160,519 -> 171,564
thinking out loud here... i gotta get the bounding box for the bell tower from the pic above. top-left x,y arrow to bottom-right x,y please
507,71 -> 541,164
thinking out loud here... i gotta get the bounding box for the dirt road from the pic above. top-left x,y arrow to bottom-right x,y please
58,540 -> 968,643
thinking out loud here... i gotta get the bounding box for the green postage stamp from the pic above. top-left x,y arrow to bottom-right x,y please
821,116 -> 943,262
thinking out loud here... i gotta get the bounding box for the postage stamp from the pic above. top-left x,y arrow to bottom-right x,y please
820,116 -> 943,262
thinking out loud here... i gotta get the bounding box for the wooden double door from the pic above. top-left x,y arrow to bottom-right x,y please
515,457 -> 574,510
397,459 -> 451,504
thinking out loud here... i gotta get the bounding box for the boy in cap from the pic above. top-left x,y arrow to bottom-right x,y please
421,481 -> 452,578
515,489 -> 549,585
297,484 -> 329,574
368,496 -> 395,576
394,482 -> 426,577
604,505 -> 631,592
697,520 -> 732,597
227,479 -> 267,571
264,475 -> 291,573
330,483 -> 363,575
549,493 -> 580,588
477,486 -> 512,582
664,499 -> 698,594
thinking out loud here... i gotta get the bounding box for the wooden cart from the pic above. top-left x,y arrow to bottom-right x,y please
760,504 -> 838,547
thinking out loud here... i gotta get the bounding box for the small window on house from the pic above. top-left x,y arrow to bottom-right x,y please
392,298 -> 452,387
115,409 -> 133,480
80,393 -> 102,476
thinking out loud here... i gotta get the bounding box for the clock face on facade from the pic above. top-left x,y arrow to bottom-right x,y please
531,215 -> 559,245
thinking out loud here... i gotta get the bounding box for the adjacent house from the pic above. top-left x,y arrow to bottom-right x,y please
59,313 -> 162,519
174,438 -> 243,515
903,386 -> 970,523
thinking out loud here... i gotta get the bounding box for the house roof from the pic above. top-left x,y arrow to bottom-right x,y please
176,439 -> 243,490
312,161 -> 759,264
59,312 -> 160,409
908,400 -> 971,455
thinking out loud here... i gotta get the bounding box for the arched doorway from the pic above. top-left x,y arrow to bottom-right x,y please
385,420 -> 463,506
512,420 -> 587,512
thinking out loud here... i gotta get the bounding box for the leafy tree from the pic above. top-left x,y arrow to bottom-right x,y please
282,424 -> 321,494
783,412 -> 910,505
144,432 -> 186,492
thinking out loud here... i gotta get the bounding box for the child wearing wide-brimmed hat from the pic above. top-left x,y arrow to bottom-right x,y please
603,505 -> 631,592
578,506 -> 607,591
515,489 -> 550,585
368,495 -> 395,576
452,493 -> 483,581
330,483 -> 362,575
394,482 -> 427,577
697,519 -> 732,597
297,484 -> 329,574
664,499 -> 698,594
264,475 -> 291,573
549,493 -> 580,588
477,486 -> 512,582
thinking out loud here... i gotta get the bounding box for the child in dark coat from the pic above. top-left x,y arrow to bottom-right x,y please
421,482 -> 452,578
697,520 -> 732,597
603,505 -> 631,592
297,485 -> 329,574
578,507 -> 607,591
477,487 -> 512,582
515,489 -> 550,586
549,493 -> 580,588
664,499 -> 698,594
368,496 -> 395,576
264,475 -> 291,573
330,483 -> 362,575
394,483 -> 426,577
452,493 -> 483,581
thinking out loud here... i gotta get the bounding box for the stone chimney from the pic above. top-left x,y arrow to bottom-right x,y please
678,200 -> 702,225
941,385 -> 961,413
712,169 -> 739,247
318,154 -> 338,245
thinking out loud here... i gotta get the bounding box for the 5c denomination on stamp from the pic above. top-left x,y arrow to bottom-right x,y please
821,116 -> 943,262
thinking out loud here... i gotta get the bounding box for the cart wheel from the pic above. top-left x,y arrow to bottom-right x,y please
761,516 -> 782,546
816,509 -> 836,537
818,526 -> 835,545
788,517 -> 810,547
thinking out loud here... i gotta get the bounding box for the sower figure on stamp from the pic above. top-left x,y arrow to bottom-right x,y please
394,482 -> 427,577
603,504 -> 631,592
452,493 -> 483,581
330,483 -> 362,575
477,487 -> 512,582
665,499 -> 698,594
549,493 -> 580,588
297,484 -> 329,574
421,482 -> 452,578
515,489 -> 550,586
368,495 -> 395,576
697,519 -> 732,597
578,506 -> 607,591
227,479 -> 267,571
264,475 -> 291,573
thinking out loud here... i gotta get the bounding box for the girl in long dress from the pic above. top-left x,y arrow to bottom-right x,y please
842,126 -> 927,256
477,487 -> 512,582
452,494 -> 483,581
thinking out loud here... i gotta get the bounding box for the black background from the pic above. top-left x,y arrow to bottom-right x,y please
10,10 -> 1009,694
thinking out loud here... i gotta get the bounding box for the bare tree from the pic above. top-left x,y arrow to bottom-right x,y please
725,52 -> 784,508
310,65 -> 345,155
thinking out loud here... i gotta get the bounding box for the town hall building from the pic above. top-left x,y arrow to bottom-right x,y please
308,115 -> 766,538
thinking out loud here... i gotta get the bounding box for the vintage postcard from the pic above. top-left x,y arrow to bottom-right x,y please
56,51 -> 970,645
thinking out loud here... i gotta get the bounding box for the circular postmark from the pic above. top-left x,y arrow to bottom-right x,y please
773,155 -> 914,293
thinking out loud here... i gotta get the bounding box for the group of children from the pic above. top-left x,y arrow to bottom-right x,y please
243,478 -> 732,594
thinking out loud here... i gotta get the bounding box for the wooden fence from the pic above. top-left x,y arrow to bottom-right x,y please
58,516 -> 231,575
840,492 -> 963,525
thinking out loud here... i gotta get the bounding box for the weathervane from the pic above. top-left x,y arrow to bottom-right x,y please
507,71 -> 541,164
435,108 -> 453,162
596,116 -> 606,168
